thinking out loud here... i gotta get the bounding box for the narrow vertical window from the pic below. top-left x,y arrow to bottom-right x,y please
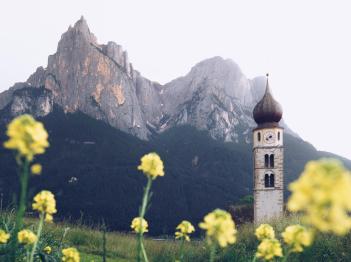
269,174 -> 275,187
270,154 -> 274,168
264,174 -> 270,187
264,154 -> 269,168
258,132 -> 261,142
278,132 -> 280,141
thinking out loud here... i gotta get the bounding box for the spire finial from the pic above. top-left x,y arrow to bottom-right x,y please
265,73 -> 270,94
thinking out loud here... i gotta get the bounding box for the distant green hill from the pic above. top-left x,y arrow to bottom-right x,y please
0,108 -> 350,235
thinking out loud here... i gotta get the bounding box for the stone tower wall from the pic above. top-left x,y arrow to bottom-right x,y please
253,127 -> 284,223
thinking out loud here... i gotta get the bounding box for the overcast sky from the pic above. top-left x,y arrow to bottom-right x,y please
0,0 -> 350,159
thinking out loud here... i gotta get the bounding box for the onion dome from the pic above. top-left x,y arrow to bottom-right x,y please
253,74 -> 283,126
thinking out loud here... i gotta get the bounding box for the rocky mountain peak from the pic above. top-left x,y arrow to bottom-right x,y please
0,17 -> 298,142
189,56 -> 241,77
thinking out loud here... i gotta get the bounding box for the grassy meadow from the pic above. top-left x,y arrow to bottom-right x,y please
1,212 -> 350,261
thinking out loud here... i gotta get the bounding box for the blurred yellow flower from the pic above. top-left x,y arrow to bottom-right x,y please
131,217 -> 149,233
255,224 -> 275,240
18,229 -> 37,245
137,152 -> 164,179
45,213 -> 54,223
256,238 -> 283,261
32,190 -> 57,217
62,247 -> 80,262
44,246 -> 52,254
287,159 -> 351,235
0,229 -> 10,244
282,224 -> 313,253
31,163 -> 42,175
4,114 -> 49,161
175,220 -> 195,241
199,209 -> 237,248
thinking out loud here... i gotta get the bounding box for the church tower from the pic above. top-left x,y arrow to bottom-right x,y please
252,74 -> 284,223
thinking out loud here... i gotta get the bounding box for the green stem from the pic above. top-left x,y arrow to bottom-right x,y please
137,177 -> 152,262
141,241 -> 149,262
209,244 -> 216,262
179,238 -> 185,262
10,158 -> 30,260
252,255 -> 257,262
282,249 -> 292,262
29,212 -> 44,262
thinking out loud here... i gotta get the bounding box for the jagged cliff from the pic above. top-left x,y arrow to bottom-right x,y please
0,17 -> 296,142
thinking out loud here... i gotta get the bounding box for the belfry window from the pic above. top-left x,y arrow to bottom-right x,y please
269,174 -> 275,187
264,154 -> 274,168
264,154 -> 269,168
258,132 -> 261,141
270,154 -> 274,168
264,173 -> 275,188
264,174 -> 270,187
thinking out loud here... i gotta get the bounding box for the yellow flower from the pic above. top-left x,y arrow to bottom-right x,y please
256,238 -> 283,261
131,217 -> 149,233
137,152 -> 164,179
32,190 -> 57,217
287,159 -> 351,235
18,229 -> 37,245
199,209 -> 237,248
31,163 -> 42,175
4,114 -> 49,161
44,246 -> 52,254
0,230 -> 10,244
282,224 -> 313,253
62,247 -> 80,262
45,213 -> 54,223
175,220 -> 195,241
255,224 -> 275,240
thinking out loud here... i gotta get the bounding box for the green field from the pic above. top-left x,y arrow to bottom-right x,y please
4,213 -> 349,261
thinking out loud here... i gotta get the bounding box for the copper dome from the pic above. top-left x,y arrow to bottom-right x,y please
253,75 -> 283,126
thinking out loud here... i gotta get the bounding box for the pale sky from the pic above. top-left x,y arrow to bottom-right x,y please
0,0 -> 350,159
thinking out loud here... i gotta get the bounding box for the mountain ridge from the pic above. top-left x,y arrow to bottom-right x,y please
0,16 -> 297,144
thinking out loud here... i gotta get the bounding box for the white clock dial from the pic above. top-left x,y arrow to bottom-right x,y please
264,131 -> 276,144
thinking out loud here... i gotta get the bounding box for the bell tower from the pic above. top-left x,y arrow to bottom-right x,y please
252,74 -> 284,223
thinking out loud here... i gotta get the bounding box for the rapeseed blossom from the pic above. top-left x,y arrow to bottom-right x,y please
287,159 -> 351,235
255,224 -> 275,240
32,190 -> 57,217
131,217 -> 149,233
175,220 -> 195,241
0,230 -> 10,244
43,246 -> 52,254
31,163 -> 42,175
137,153 -> 164,179
256,238 -> 283,261
18,229 -> 37,245
4,114 -> 49,161
199,209 -> 237,248
62,247 -> 80,262
282,224 -> 313,252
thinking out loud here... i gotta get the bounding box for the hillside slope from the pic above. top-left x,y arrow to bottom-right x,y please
0,109 -> 349,234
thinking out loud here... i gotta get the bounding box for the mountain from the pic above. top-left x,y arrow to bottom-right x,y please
0,17 -> 350,234
0,17 -> 295,142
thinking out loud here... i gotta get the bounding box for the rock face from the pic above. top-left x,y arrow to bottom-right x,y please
0,17 -> 298,142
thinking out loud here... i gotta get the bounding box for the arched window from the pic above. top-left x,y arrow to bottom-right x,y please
258,132 -> 261,142
264,154 -> 269,168
278,132 -> 280,141
270,154 -> 274,168
264,174 -> 270,187
269,174 -> 275,187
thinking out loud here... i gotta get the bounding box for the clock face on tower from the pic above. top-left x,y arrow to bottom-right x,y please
264,131 -> 276,144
